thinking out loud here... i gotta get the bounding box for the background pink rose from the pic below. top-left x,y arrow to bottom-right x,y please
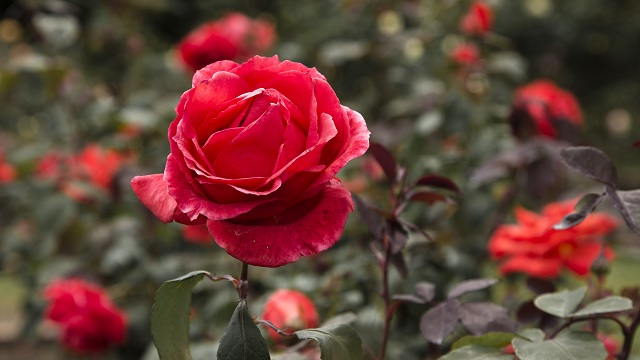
132,55 -> 370,267
261,289 -> 319,342
177,12 -> 276,72
43,278 -> 127,354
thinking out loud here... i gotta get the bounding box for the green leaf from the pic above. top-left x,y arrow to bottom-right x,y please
440,345 -> 513,360
217,300 -> 270,360
513,330 -> 607,360
151,270 -> 211,360
295,322 -> 363,360
534,287 -> 587,318
572,296 -> 633,317
452,332 -> 518,350
518,328 -> 545,342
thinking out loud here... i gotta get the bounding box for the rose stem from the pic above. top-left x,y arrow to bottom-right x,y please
238,261 -> 249,301
379,233 -> 392,360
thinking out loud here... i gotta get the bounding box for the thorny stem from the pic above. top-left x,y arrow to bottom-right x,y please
238,262 -> 249,301
621,309 -> 640,360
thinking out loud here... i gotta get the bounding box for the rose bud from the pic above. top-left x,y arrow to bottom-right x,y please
261,289 -> 319,342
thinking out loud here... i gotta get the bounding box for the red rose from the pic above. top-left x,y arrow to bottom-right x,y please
131,56 -> 370,267
261,289 -> 319,341
0,150 -> 16,183
450,42 -> 480,66
510,80 -> 583,139
460,1 -> 493,37
488,199 -> 618,278
36,144 -> 125,201
177,12 -> 276,72
43,278 -> 127,354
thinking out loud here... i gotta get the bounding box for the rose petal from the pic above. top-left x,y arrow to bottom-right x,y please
207,179 -> 354,267
193,60 -> 241,87
213,104 -> 285,178
130,174 -> 176,223
499,255 -> 563,278
324,107 -> 370,177
165,154 -> 272,221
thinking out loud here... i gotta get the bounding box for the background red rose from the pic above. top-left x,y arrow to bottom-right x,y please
43,278 -> 127,354
450,42 -> 480,66
36,144 -> 125,201
182,224 -> 214,245
510,80 -> 583,139
460,1 -> 493,37
177,12 -> 276,72
261,289 -> 319,342
132,55 -> 370,267
0,149 -> 16,183
488,199 -> 618,278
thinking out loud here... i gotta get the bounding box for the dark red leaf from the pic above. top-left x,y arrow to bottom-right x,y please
415,174 -> 461,193
559,146 -> 617,187
459,302 -> 516,335
409,191 -> 448,205
386,219 -> 408,254
525,277 -> 556,295
392,294 -> 427,305
368,143 -> 398,184
607,187 -> 640,235
447,278 -> 498,299
353,195 -> 385,239
420,299 -> 460,344
390,251 -> 408,279
416,282 -> 436,302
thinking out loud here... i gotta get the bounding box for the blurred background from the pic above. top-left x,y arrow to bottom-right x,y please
1,0 -> 639,359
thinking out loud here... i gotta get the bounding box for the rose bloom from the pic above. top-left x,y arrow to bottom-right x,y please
450,42 -> 480,66
43,278 -> 127,354
36,144 -> 125,201
262,289 -> 319,342
510,80 -> 583,139
182,224 -> 214,245
131,56 -> 369,267
488,199 -> 618,278
0,149 -> 16,183
460,1 -> 493,37
177,12 -> 276,72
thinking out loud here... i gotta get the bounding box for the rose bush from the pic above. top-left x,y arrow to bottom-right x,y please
43,278 -> 127,354
177,13 -> 276,72
132,55 -> 370,267
509,80 -> 583,139
488,199 -> 618,278
261,289 -> 319,341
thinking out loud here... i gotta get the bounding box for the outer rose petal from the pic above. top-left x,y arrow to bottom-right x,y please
499,255 -> 563,278
207,179 -> 354,267
131,174 -> 177,223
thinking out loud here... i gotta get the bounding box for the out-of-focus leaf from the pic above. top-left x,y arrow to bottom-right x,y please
459,302 -> 517,335
439,345 -> 513,360
452,332 -> 518,350
389,251 -> 409,279
295,322 -> 363,360
572,296 -> 633,317
513,330 -> 607,360
368,142 -> 397,184
415,282 -> 436,302
353,195 -> 384,239
414,174 -> 461,193
409,190 -> 449,205
386,219 -> 408,254
448,278 -> 498,299
559,146 -> 617,187
420,299 -> 460,344
151,270 -> 211,360
392,294 -> 427,304
217,300 -> 270,360
516,300 -> 543,324
35,194 -> 76,235
608,188 -> 640,235
525,277 -> 556,295
533,287 -> 586,318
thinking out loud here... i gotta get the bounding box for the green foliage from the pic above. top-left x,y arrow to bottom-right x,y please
533,287 -> 587,318
217,300 -> 270,360
439,345 -> 512,360
295,323 -> 363,360
512,330 -> 607,360
151,271 -> 211,360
